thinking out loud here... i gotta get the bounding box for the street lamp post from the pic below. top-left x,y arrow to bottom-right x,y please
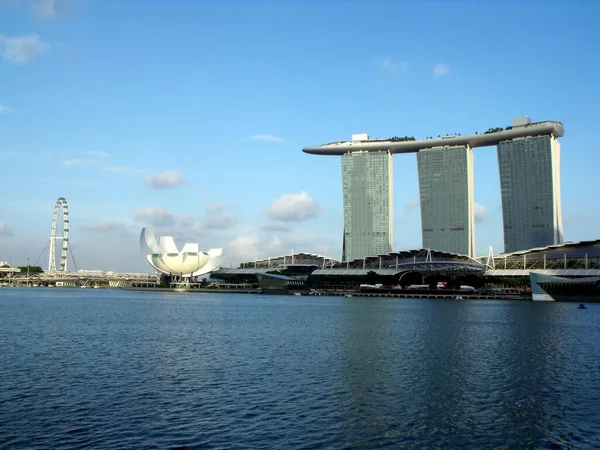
27,257 -> 30,286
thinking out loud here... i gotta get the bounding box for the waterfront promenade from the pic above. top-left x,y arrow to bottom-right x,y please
120,284 -> 530,300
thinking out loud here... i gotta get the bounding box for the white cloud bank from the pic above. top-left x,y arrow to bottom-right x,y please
82,221 -> 128,233
474,203 -> 489,223
262,222 -> 291,232
227,232 -> 260,263
61,151 -> 109,167
267,191 -> 322,222
133,206 -> 176,227
144,170 -> 185,188
0,104 -> 16,114
0,221 -> 14,236
203,204 -> 238,230
0,33 -> 49,63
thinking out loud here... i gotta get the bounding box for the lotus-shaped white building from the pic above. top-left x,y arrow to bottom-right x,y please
140,227 -> 223,277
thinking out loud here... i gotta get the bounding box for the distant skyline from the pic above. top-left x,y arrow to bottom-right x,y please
1,0 -> 600,272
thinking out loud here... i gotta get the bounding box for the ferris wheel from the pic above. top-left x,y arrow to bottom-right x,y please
48,197 -> 69,272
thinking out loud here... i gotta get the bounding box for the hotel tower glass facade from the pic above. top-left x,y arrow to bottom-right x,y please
341,151 -> 393,261
417,145 -> 475,256
497,135 -> 563,253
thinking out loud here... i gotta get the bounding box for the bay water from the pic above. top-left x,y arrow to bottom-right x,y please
1,288 -> 599,448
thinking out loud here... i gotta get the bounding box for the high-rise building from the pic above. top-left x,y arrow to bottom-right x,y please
417,145 -> 475,256
341,150 -> 393,261
303,119 -> 564,260
497,134 -> 563,252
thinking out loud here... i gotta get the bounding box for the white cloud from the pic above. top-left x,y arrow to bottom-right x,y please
266,191 -> 322,222
227,233 -> 260,262
221,230 -> 341,266
474,203 -> 489,223
32,0 -> 58,20
0,221 -> 14,236
82,221 -> 127,233
266,235 -> 283,252
144,170 -> 185,188
135,203 -> 237,234
176,214 -> 197,229
61,150 -> 111,168
262,222 -> 291,232
243,134 -> 285,143
204,207 -> 237,230
312,242 -> 339,260
277,233 -> 311,249
0,33 -> 49,63
132,207 -> 207,239
433,63 -> 450,76
0,104 -> 16,114
151,226 -> 204,245
375,57 -> 408,72
206,203 -> 228,213
62,158 -> 86,167
133,206 -> 176,227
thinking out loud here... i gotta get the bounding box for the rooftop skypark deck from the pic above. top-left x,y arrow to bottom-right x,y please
302,121 -> 564,155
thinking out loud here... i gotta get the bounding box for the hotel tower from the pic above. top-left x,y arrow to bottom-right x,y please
303,118 -> 564,261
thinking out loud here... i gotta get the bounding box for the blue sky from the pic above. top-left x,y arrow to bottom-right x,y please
1,0 -> 599,272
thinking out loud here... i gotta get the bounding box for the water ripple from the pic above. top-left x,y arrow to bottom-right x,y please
1,290 -> 599,448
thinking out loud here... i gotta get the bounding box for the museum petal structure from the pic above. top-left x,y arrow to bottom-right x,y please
139,227 -> 222,277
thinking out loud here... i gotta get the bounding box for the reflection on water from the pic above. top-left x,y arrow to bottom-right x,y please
0,289 -> 599,448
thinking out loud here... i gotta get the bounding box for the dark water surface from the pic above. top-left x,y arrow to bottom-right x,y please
1,288 -> 599,449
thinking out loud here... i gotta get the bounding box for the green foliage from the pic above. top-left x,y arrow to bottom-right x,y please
484,127 -> 505,134
388,136 -> 416,142
366,270 -> 379,282
19,265 -> 44,274
487,276 -> 529,287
